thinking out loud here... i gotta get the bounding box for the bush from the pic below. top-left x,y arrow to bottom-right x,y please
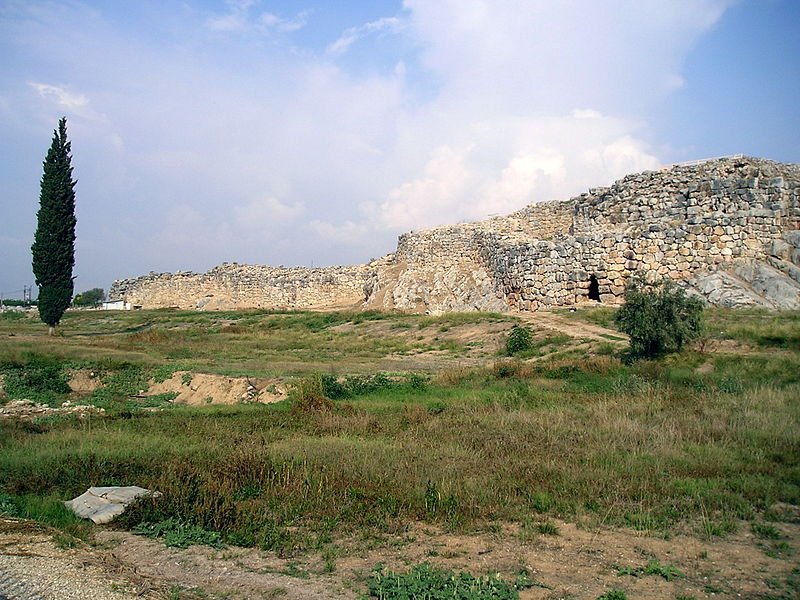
290,375 -> 335,414
505,325 -> 533,356
614,275 -> 704,359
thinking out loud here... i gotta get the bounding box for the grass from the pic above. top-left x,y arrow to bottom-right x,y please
705,308 -> 800,351
616,559 -> 683,581
0,307 -> 798,560
0,309 -> 511,376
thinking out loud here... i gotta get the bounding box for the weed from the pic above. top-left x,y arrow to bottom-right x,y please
701,517 -> 737,539
290,375 -> 335,414
752,522 -> 783,540
367,562 -> 531,599
0,354 -> 70,406
530,491 -> 554,513
0,492 -> 19,516
133,518 -> 225,549
7,494 -> 91,541
0,312 -> 25,322
319,372 -> 426,399
506,325 -> 534,356
763,541 -> 794,559
616,559 -> 683,581
597,591 -> 627,600
537,521 -> 559,536
322,545 -> 338,573
283,561 -> 310,579
1,307 -> 799,562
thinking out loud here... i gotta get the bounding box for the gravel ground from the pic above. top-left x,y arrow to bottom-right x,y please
0,519 -> 145,600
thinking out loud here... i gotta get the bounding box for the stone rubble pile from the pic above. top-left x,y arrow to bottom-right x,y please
0,399 -> 105,419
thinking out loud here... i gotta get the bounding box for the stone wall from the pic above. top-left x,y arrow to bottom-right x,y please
111,263 -> 376,310
110,156 -> 800,312
483,157 -> 799,310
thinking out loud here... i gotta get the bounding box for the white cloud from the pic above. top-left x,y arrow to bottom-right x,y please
582,136 -> 661,175
572,109 -> 602,120
403,0 -> 735,114
308,219 -> 369,245
206,1 -> 307,34
30,82 -> 89,112
377,145 -> 475,230
260,11 -> 309,33
233,197 -> 305,229
327,17 -> 403,56
480,151 -> 566,215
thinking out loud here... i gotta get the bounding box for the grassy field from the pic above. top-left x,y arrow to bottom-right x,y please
1,306 -> 799,597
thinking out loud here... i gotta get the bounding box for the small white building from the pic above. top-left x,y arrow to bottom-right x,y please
101,299 -> 131,310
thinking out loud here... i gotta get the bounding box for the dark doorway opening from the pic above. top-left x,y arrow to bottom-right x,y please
588,275 -> 601,302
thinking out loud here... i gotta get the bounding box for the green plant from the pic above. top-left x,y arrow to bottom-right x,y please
616,559 -> 683,581
0,355 -> 70,405
506,325 -> 534,356
0,492 -> 19,516
752,522 -> 783,540
614,275 -> 704,359
290,375 -> 335,414
367,562 -> 531,599
536,520 -> 559,536
31,117 -> 77,335
133,518 -> 225,549
597,591 -> 628,600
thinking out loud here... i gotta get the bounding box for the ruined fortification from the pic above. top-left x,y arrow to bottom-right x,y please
110,156 -> 800,312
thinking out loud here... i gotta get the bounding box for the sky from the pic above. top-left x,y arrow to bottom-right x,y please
1,0 -> 798,298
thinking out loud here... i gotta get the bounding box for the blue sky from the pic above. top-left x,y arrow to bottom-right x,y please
1,0 -> 798,297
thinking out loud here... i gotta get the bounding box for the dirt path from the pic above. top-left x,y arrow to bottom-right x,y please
519,310 -> 628,344
2,515 -> 796,599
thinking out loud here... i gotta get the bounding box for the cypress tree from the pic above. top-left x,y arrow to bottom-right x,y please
31,117 -> 77,335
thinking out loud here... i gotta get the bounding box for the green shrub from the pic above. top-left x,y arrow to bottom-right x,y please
614,275 -> 704,359
320,372 -> 428,399
505,325 -> 533,356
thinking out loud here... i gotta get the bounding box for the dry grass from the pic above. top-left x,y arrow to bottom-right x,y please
1,307 -> 798,551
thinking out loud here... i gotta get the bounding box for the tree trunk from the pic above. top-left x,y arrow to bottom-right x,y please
48,325 -> 55,336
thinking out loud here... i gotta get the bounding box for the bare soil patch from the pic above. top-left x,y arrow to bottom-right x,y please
3,516 -> 796,599
146,371 -> 287,406
68,369 -> 103,395
519,310 -> 627,344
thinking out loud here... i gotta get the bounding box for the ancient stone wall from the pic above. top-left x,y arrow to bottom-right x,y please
110,156 -> 800,312
111,263 -> 376,310
483,157 -> 800,310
